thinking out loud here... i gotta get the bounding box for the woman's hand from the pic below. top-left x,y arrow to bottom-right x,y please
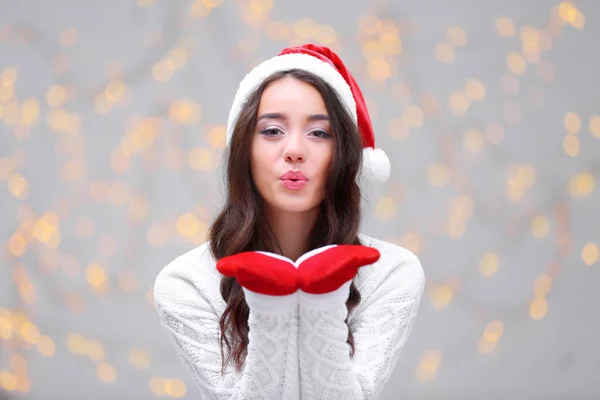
216,252 -> 298,296
297,245 -> 380,294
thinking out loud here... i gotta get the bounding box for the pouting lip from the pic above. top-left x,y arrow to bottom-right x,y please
280,170 -> 308,181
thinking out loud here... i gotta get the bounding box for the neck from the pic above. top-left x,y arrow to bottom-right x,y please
264,205 -> 320,262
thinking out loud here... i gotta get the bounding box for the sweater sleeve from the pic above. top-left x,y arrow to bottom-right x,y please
153,257 -> 300,400
297,250 -> 425,399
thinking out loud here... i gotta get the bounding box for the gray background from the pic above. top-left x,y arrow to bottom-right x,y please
1,0 -> 599,399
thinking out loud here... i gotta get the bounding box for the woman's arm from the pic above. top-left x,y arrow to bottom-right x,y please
297,251 -> 425,399
154,258 -> 300,400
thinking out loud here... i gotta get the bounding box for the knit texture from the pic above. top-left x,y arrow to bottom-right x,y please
154,233 -> 425,399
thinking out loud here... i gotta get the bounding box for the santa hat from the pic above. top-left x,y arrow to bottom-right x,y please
225,43 -> 391,183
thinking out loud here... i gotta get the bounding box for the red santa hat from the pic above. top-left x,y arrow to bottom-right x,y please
225,43 -> 391,183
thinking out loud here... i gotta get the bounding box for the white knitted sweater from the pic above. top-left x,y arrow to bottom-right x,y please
153,233 -> 425,399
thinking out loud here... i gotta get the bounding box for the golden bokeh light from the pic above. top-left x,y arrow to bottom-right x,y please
531,215 -> 550,238
403,105 -> 424,128
564,112 -> 581,134
563,134 -> 580,157
569,172 -> 595,197
118,270 -> 138,292
464,129 -> 485,153
589,115 -> 600,138
130,348 -> 150,369
388,117 -> 409,140
434,42 -> 455,63
534,274 -> 552,297
507,53 -> 526,75
85,263 -> 107,288
485,121 -> 505,145
431,284 -> 453,308
165,378 -> 187,398
581,242 -> 598,266
446,26 -> 467,46
465,79 -> 485,101
367,58 -> 391,81
97,362 -> 117,383
480,252 -> 499,277
530,297 -> 548,319
375,196 -> 397,221
496,17 -> 515,37
428,164 -> 450,186
416,350 -> 442,382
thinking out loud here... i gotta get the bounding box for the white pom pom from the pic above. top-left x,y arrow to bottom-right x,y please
361,147 -> 391,183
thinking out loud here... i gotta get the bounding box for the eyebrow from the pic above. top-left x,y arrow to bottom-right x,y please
257,112 -> 330,122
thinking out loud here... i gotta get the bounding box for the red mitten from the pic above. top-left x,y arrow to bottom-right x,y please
216,252 -> 298,296
297,245 -> 380,294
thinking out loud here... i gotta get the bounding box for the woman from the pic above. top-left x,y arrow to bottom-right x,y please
154,44 -> 426,399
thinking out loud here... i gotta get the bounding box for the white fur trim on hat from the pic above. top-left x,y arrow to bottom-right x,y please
362,147 -> 391,183
226,53 -> 357,146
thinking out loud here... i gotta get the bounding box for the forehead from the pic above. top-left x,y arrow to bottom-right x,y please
258,76 -> 328,115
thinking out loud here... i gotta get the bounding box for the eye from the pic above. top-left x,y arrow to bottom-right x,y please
310,130 -> 332,139
260,128 -> 283,136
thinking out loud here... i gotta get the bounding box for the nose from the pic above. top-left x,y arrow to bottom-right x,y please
283,132 -> 305,163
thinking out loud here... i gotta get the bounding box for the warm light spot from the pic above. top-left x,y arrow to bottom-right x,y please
94,93 -> 112,115
359,15 -> 380,35
105,80 -> 126,103
10,353 -> 26,372
67,293 -> 85,314
399,232 -> 421,254
434,42 -> 455,63
569,172 -> 595,197
507,53 -> 526,75
0,371 -> 17,391
168,48 -> 188,70
265,21 -> 291,41
367,58 -> 391,81
8,233 -> 27,257
531,215 -> 550,238
165,378 -> 187,398
130,348 -> 150,369
206,125 -> 226,148
21,322 -> 40,344
19,282 -> 35,304
98,234 -> 117,258
589,116 -> 600,138
118,270 -> 138,292
8,173 -> 29,199
428,164 -> 449,186
150,377 -> 167,396
464,129 -> 484,153
177,212 -> 200,238
87,339 -> 105,361
293,18 -> 318,38
109,181 -> 130,204
137,0 -> 155,7
375,197 -> 397,221
37,335 -> 55,356
59,26 -> 78,47
483,320 -> 504,342
416,350 -> 442,382
21,99 -> 40,127
147,288 -> 155,308
530,297 -> 548,319
431,284 -> 453,308
563,134 -> 580,157
582,242 -> 599,266
169,99 -> 202,125
380,33 -> 402,55
97,362 -> 117,383
129,195 -> 149,220
85,263 -> 106,288
448,90 -> 469,115
153,60 -> 174,82
387,117 -> 409,140
534,274 -> 552,297
564,112 -> 581,134
1,66 -> 18,84
67,333 -> 86,354
465,79 -> 485,101
403,105 -> 424,128
479,252 -> 499,277
478,337 -> 497,354
559,2 -> 584,28
0,314 -> 13,339
189,147 -> 213,171
496,17 -> 515,37
446,26 -> 467,46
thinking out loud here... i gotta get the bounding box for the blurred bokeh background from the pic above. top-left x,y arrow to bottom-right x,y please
1,0 -> 599,399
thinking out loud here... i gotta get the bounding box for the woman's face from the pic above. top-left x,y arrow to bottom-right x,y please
250,76 -> 334,215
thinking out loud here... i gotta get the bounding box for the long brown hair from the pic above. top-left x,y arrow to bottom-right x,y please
208,69 -> 364,372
